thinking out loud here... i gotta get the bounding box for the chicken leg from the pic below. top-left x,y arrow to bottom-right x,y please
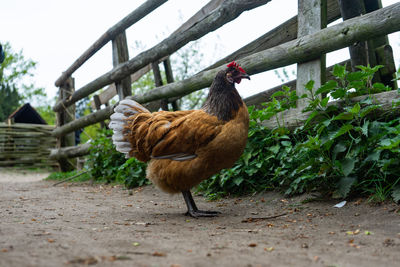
182,191 -> 221,218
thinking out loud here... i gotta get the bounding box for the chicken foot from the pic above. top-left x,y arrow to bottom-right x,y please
182,191 -> 221,218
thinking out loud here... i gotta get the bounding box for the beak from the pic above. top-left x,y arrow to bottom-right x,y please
240,72 -> 250,80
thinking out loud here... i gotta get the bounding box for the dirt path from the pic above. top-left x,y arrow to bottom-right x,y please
1,169 -> 399,267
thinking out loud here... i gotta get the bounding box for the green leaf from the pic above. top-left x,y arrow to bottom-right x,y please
372,82 -> 387,92
392,185 -> 400,203
269,145 -> 280,154
349,103 -> 361,114
243,152 -> 252,166
330,124 -> 354,140
333,112 -> 353,121
361,120 -> 369,136
281,141 -> 291,147
305,110 -> 320,126
337,176 -> 357,198
341,158 -> 355,176
330,88 -> 346,99
332,64 -> 346,79
346,71 -> 364,82
233,177 -> 244,186
305,80 -> 315,92
320,97 -> 329,108
315,80 -> 338,95
333,142 -> 347,160
271,91 -> 285,98
365,150 -> 381,162
360,105 -> 380,118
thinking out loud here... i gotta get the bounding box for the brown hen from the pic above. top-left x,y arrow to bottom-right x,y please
110,61 -> 250,217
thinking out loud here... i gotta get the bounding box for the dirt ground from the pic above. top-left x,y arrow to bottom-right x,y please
1,169 -> 399,267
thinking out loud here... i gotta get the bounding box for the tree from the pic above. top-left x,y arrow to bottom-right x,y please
0,42 -> 54,123
0,82 -> 21,121
0,42 -> 47,105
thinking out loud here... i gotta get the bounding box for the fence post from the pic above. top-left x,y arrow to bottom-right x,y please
363,0 -> 397,88
93,94 -> 106,129
296,0 -> 327,109
151,61 -> 169,111
338,0 -> 369,71
56,77 -> 76,171
112,31 -> 132,100
163,58 -> 179,111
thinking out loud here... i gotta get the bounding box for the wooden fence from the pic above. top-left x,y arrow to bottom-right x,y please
50,0 -> 400,171
0,123 -> 57,168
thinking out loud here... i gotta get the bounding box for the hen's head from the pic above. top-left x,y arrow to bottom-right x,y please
225,61 -> 250,84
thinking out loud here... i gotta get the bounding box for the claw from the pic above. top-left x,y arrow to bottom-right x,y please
182,190 -> 221,218
185,210 -> 221,218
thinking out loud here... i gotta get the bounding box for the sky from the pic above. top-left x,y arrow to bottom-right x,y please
1,0 -> 399,105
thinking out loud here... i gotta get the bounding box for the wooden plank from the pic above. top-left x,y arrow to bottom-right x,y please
0,123 -> 54,129
55,0 -> 168,87
49,143 -> 91,160
52,105 -> 114,138
52,0 -> 273,112
296,0 -> 327,109
171,0 -> 224,35
112,31 -> 132,100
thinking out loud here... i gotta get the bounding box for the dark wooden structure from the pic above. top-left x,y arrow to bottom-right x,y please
7,103 -> 47,125
1,104 -> 57,168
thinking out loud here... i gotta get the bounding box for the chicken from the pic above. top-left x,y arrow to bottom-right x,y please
109,61 -> 250,217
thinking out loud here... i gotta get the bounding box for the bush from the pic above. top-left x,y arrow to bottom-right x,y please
198,65 -> 400,202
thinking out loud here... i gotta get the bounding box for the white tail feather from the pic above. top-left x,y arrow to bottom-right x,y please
110,99 -> 149,156
110,113 -> 126,121
112,133 -> 125,142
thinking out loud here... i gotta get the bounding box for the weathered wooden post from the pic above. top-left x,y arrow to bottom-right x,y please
339,0 -> 397,87
296,0 -> 327,109
56,77 -> 76,171
152,57 -> 178,111
338,0 -> 369,70
151,61 -> 169,110
163,58 -> 179,111
363,0 -> 397,88
112,31 -> 132,100
93,94 -> 106,129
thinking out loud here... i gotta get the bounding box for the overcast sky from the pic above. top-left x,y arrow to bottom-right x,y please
1,0 -> 399,103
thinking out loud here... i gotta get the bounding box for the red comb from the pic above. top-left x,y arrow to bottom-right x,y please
227,61 -> 246,73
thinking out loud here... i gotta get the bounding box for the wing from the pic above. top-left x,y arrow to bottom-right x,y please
127,109 -> 224,162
